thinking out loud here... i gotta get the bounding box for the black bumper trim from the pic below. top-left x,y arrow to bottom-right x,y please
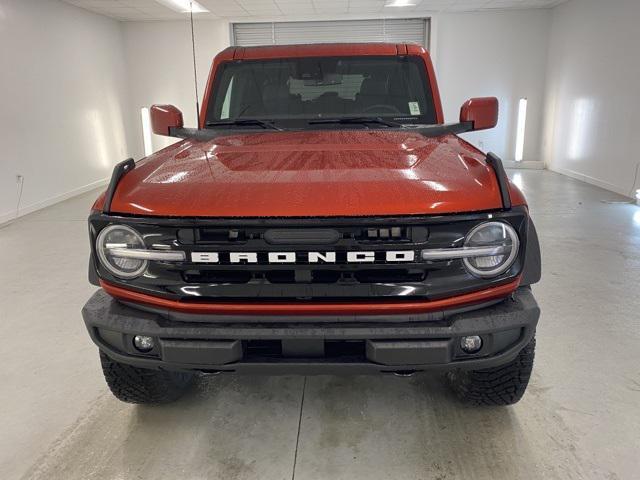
119,296 -> 505,324
82,287 -> 539,374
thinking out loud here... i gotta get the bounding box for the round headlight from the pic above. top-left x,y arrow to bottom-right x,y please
463,221 -> 519,278
96,225 -> 148,279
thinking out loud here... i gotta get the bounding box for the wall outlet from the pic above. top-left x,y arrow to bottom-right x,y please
16,174 -> 24,184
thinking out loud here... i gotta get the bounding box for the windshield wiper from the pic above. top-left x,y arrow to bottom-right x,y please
169,121 -> 473,141
205,119 -> 282,131
307,117 -> 403,128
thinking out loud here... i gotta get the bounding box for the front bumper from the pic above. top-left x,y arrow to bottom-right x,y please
82,287 -> 539,375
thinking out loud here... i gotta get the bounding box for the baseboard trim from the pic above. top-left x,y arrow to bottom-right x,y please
548,165 -> 634,199
503,160 -> 545,170
0,177 -> 109,226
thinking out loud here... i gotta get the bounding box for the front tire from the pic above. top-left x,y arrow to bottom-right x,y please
99,351 -> 194,404
447,336 -> 535,406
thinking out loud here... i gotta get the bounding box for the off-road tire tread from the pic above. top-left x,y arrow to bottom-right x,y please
99,352 -> 193,404
447,337 -> 535,406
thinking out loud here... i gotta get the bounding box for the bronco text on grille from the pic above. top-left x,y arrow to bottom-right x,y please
191,250 -> 416,264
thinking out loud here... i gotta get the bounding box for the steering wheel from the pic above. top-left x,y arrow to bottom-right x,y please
362,104 -> 402,114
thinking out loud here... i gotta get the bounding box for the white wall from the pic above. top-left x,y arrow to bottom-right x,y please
123,12 -> 551,162
433,10 -> 551,164
542,0 -> 640,197
0,0 -> 135,224
122,20 -> 230,155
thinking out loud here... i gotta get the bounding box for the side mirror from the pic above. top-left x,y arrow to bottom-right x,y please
459,97 -> 498,131
150,104 -> 184,136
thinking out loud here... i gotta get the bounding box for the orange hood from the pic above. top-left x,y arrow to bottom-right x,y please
105,130 -> 515,217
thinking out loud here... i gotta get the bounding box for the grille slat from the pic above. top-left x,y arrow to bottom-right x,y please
182,268 -> 427,285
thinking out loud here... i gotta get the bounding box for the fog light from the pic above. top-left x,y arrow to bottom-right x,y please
133,335 -> 155,352
460,335 -> 482,354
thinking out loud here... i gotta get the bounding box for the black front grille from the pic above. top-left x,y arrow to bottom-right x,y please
90,208 -> 528,302
354,268 -> 426,283
178,225 -> 423,246
183,270 -> 252,284
182,267 -> 426,285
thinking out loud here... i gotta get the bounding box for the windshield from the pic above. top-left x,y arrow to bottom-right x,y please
205,56 -> 437,128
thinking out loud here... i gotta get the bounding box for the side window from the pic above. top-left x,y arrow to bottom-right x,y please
220,77 -> 234,119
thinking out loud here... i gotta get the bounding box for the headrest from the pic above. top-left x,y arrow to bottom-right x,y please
263,83 -> 290,100
359,78 -> 388,96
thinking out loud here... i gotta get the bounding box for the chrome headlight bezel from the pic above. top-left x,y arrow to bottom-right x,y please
462,221 -> 520,278
96,224 -> 149,279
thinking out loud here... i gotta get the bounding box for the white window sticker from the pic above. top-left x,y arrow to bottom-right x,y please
408,101 -> 421,115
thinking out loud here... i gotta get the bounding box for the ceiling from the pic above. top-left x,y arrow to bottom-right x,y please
63,0 -> 568,21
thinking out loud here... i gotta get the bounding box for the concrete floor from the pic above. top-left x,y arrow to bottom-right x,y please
1,170 -> 639,480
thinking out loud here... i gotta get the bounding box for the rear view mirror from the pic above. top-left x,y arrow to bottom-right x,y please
459,97 -> 498,131
150,104 -> 184,136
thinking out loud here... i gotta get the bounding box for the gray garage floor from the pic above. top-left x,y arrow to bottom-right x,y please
1,170 -> 639,480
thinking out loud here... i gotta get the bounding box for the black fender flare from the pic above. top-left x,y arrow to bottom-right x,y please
88,252 -> 100,286
520,217 -> 541,286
